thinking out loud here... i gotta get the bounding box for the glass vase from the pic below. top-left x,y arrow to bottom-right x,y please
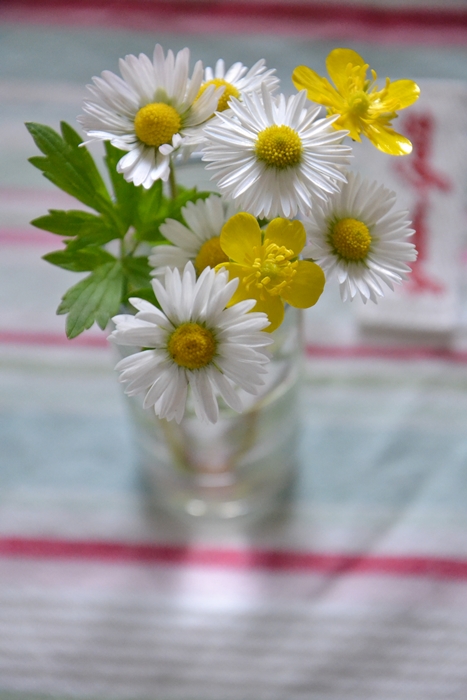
120,306 -> 303,523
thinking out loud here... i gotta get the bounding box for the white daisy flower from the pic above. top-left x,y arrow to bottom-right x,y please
109,262 -> 272,424
197,58 -> 279,113
78,44 -> 223,188
149,194 -> 238,277
201,84 -> 352,219
302,171 -> 417,303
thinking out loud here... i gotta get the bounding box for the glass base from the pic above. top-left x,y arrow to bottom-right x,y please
130,371 -> 299,523
121,307 -> 302,524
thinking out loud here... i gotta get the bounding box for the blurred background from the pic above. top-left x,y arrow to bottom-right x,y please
1,1 -> 467,699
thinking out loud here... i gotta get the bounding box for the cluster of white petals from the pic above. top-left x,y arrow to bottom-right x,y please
201,85 -> 352,219
149,194 -> 238,276
303,172 -> 417,303
109,263 -> 272,424
203,58 -> 279,103
78,45 -> 221,188
79,44 -> 419,424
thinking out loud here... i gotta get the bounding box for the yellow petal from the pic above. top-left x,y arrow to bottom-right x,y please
220,213 -> 261,265
221,264 -> 257,304
334,113 -> 362,141
382,79 -> 421,110
218,262 -> 248,298
363,122 -> 413,156
292,65 -> 340,108
217,261 -> 242,276
264,218 -> 306,257
281,261 -> 325,309
250,295 -> 285,334
224,274 -> 284,333
326,48 -> 366,92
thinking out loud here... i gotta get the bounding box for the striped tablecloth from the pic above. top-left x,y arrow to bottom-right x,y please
1,3 -> 467,698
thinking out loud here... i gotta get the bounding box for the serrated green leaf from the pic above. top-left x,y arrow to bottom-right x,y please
136,179 -> 163,225
29,155 -> 48,170
57,124 -> 111,205
26,122 -> 116,221
122,256 -> 152,290
60,121 -> 84,148
43,247 -> 115,272
57,261 -> 123,338
125,286 -> 160,307
32,209 -> 107,236
32,209 -> 118,251
65,230 -> 117,252
175,187 -> 212,211
104,142 -> 140,228
135,187 -> 213,243
134,219 -> 166,244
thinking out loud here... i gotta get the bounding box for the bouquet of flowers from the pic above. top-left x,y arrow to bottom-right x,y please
26,45 -> 419,425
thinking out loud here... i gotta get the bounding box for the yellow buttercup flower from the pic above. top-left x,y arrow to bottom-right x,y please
292,48 -> 420,156
218,213 -> 325,332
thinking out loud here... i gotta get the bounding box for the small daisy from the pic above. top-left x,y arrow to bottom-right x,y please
78,44 -> 223,188
196,58 -> 279,113
302,171 -> 417,303
201,84 -> 352,219
109,262 -> 272,424
149,194 -> 238,277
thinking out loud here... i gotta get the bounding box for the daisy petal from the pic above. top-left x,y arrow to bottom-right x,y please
112,262 -> 272,424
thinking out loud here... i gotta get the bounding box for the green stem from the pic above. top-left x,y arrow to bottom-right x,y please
119,238 -> 129,302
168,157 -> 178,200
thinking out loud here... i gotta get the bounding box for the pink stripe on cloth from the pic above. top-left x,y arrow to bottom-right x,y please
2,328 -> 467,365
0,187 -> 77,206
0,329 -> 108,349
1,537 -> 467,581
2,0 -> 467,44
0,227 -> 57,247
305,343 -> 467,365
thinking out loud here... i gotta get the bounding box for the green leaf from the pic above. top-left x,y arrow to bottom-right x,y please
175,186 -> 212,211
135,187 -> 213,243
134,218 -> 166,244
104,142 -> 140,228
32,209 -> 118,251
65,230 -> 117,252
32,209 -> 108,237
26,122 -> 115,220
60,121 -> 87,149
125,286 -> 160,307
57,261 -> 124,338
43,247 -> 115,272
136,179 -> 164,225
66,233 -> 117,253
122,255 -> 152,290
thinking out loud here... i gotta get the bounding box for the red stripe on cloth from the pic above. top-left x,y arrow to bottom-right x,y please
5,226 -> 467,264
0,187 -> 77,206
305,343 -> 467,364
1,537 -> 467,581
0,227 -> 57,247
2,1 -> 467,44
2,328 -> 467,365
0,329 -> 108,349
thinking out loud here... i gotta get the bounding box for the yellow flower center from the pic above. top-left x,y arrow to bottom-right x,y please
245,240 -> 298,298
134,102 -> 181,147
168,323 -> 217,370
197,79 -> 241,112
330,218 -> 372,262
254,125 -> 303,170
194,236 -> 229,275
348,90 -> 370,117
